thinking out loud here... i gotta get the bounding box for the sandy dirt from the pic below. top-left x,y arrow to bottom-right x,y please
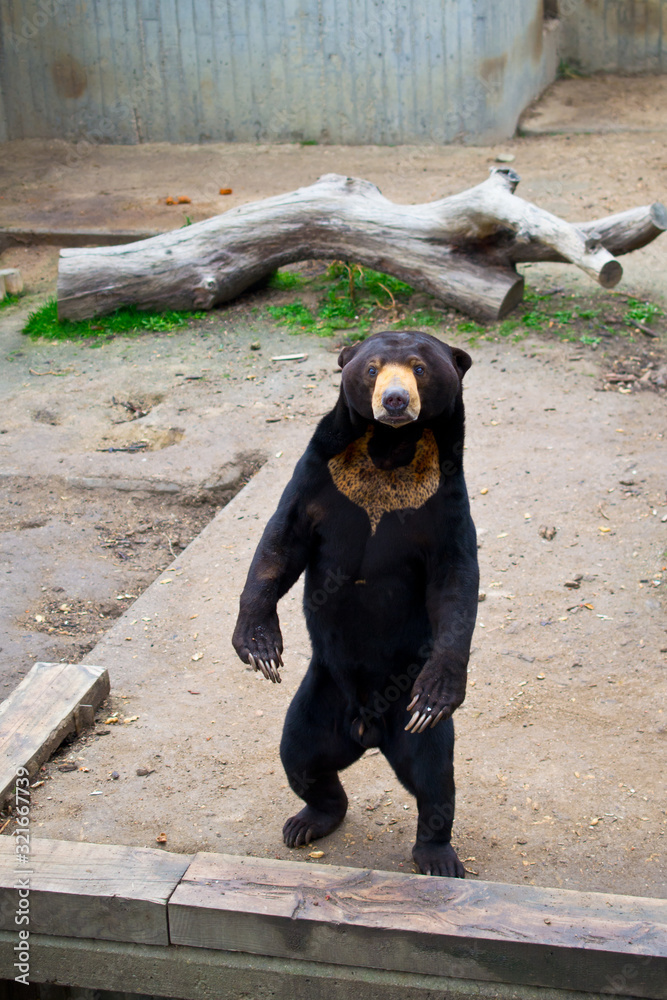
0,76 -> 665,898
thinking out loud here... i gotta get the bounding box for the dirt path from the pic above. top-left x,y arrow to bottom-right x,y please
0,76 -> 665,896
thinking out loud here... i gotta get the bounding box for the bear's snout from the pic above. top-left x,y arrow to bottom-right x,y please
371,362 -> 421,426
382,387 -> 410,414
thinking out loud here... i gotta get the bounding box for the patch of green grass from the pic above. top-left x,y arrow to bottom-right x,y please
576,307 -> 601,320
624,297 -> 663,326
497,319 -> 527,342
23,298 -> 206,341
457,321 -> 484,334
268,270 -> 304,291
523,288 -> 552,303
579,334 -> 601,345
318,288 -> 357,325
266,301 -> 315,329
558,59 -> 586,79
552,310 -> 574,324
0,292 -> 23,311
398,309 -> 441,327
521,310 -> 548,329
265,263 -> 419,339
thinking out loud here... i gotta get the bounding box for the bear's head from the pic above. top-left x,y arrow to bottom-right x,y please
338,330 -> 471,427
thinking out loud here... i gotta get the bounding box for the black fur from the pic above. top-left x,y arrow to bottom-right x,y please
232,331 -> 479,877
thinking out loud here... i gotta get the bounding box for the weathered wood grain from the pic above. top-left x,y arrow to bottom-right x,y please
0,838 -> 190,946
56,170 -> 666,323
0,662 -> 109,804
169,853 -> 667,999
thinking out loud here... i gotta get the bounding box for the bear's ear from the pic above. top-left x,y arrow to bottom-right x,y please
451,347 -> 472,379
338,343 -> 361,369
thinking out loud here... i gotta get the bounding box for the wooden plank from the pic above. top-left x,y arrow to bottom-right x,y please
0,230 -> 160,255
0,269 -> 22,294
0,662 -> 109,803
0,838 -> 190,946
0,930 -> 621,1000
169,853 -> 667,999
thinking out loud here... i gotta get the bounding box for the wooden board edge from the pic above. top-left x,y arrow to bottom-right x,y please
166,900 -> 667,998
0,665 -> 110,804
0,840 -> 192,946
0,931 -> 625,1000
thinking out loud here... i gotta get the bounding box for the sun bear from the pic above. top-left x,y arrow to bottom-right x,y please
232,330 -> 479,877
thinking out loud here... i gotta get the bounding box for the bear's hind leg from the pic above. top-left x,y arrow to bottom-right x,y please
280,666 -> 363,848
383,714 -> 465,878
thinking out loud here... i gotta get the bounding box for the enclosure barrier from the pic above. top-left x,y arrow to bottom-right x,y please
0,837 -> 664,1000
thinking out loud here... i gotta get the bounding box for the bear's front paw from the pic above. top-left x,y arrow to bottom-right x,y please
232,611 -> 283,683
405,667 -> 465,733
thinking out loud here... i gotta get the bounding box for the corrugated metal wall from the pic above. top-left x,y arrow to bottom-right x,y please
0,0 -> 557,145
558,0 -> 667,73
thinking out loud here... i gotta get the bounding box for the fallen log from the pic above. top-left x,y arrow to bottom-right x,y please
57,169 -> 667,322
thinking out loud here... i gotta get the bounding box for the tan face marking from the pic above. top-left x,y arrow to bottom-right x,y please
372,363 -> 420,426
328,428 -> 440,533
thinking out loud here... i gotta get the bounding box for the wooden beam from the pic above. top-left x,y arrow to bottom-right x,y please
0,931 -> 643,1000
0,228 -> 159,255
169,853 -> 667,999
0,839 -> 190,947
0,840 -> 663,998
0,662 -> 109,804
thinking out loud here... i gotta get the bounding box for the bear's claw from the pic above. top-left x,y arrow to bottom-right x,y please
249,652 -> 282,683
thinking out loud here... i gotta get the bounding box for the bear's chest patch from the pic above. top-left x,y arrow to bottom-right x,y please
327,428 -> 441,533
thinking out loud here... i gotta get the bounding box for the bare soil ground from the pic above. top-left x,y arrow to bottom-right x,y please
0,76 -> 665,897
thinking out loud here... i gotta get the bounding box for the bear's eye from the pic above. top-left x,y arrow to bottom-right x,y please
414,365 -> 425,376
368,365 -> 378,376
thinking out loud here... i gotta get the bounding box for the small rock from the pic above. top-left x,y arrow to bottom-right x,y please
111,771 -> 120,780
156,832 -> 167,843
136,767 -> 155,777
250,341 -> 261,351
538,525 -> 557,540
478,592 -> 486,602
564,580 -> 581,589
58,762 -> 77,772
495,152 -> 516,163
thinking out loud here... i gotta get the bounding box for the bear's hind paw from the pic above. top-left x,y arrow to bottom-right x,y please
283,805 -> 346,848
412,842 -> 465,878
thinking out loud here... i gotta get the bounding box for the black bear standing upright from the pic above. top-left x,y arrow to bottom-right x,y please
233,330 -> 479,877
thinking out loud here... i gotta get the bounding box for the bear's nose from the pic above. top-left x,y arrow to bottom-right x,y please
382,388 -> 409,413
